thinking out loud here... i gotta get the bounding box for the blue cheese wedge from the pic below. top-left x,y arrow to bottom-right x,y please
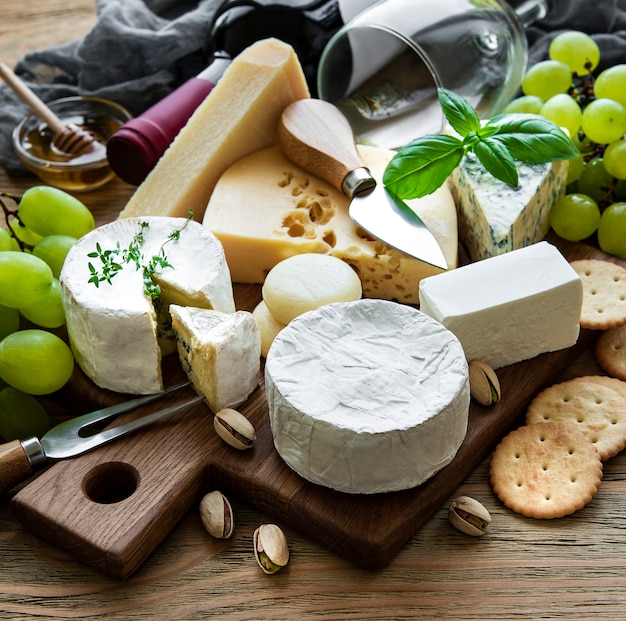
60,217 -> 235,394
418,241 -> 583,369
170,305 -> 261,412
449,154 -> 567,262
265,299 -> 470,494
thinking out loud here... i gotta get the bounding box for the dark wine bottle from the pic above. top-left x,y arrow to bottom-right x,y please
108,0 -> 371,186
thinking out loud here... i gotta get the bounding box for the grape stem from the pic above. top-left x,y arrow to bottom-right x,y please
0,192 -> 28,252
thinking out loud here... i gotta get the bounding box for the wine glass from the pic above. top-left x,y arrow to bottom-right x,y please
317,0 -> 550,148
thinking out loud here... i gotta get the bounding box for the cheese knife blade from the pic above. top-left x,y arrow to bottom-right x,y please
0,382 -> 204,495
278,98 -> 448,270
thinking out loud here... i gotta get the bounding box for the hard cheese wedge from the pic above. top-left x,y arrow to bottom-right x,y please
418,241 -> 583,369
203,145 -> 457,304
117,38 -> 310,222
449,154 -> 568,263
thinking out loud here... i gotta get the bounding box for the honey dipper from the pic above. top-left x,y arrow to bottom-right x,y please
0,60 -> 96,156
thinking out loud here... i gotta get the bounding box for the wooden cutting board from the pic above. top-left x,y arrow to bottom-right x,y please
10,235 -> 623,579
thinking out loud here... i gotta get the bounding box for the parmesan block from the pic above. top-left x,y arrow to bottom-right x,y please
60,217 -> 235,394
170,306 -> 261,412
265,299 -> 470,494
449,153 -> 568,263
418,241 -> 583,369
117,38 -> 310,222
203,145 -> 458,304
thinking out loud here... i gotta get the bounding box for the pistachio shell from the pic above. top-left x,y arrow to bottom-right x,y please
214,408 -> 256,450
199,490 -> 234,539
254,523 -> 289,574
469,360 -> 501,406
449,496 -> 491,536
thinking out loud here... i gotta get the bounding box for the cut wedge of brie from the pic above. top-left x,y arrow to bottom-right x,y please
60,217 -> 235,394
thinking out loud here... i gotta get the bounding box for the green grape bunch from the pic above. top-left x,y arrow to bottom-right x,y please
506,30 -> 626,258
0,185 -> 95,441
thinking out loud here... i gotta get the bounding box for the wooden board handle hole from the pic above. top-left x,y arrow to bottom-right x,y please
82,462 -> 139,504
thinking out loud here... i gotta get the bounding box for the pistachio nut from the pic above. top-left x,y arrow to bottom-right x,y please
214,408 -> 256,450
254,523 -> 289,574
199,490 -> 234,539
469,360 -> 501,406
449,495 -> 492,536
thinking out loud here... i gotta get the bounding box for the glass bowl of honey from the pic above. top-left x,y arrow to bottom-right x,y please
12,96 -> 132,192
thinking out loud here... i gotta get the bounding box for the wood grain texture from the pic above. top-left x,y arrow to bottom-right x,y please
3,1 -> 626,618
0,441 -> 34,497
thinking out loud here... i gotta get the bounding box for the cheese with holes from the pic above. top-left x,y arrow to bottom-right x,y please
170,305 -> 260,411
60,217 -> 235,394
117,38 -> 310,222
265,299 -> 470,494
419,241 -> 583,369
449,154 -> 568,263
203,145 -> 457,304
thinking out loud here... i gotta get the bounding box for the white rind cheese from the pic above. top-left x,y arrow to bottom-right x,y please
449,154 -> 567,263
170,305 -> 261,412
265,299 -> 470,494
60,217 -> 235,394
418,241 -> 583,369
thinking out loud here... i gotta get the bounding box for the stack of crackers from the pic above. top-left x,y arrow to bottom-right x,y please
490,259 -> 626,519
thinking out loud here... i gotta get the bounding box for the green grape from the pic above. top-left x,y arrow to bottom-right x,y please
0,329 -> 74,395
0,251 -> 53,308
19,279 -> 65,329
566,153 -> 585,184
594,64 -> 626,108
581,98 -> 626,144
540,93 -> 582,138
549,31 -> 600,75
0,387 -> 50,441
572,133 -> 595,156
603,139 -> 626,180
503,95 -> 544,114
9,218 -> 42,246
18,186 -> 95,239
0,228 -> 19,252
32,234 -> 77,278
616,179 -> 626,201
549,193 -> 600,242
521,60 -> 572,101
578,158 -> 615,203
597,202 -> 626,259
0,304 -> 20,341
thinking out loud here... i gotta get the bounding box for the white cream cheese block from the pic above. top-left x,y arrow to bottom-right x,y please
60,217 -> 235,394
265,299 -> 470,494
418,241 -> 583,369
170,305 -> 261,412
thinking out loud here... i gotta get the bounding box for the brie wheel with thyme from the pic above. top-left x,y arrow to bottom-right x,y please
265,299 -> 470,494
60,217 -> 235,394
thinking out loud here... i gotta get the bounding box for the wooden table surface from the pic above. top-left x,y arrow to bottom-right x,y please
2,2 -> 626,619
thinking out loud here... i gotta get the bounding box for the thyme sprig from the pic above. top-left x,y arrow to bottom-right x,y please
87,215 -> 191,299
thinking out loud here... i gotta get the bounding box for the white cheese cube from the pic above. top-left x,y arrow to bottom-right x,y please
418,242 -> 583,369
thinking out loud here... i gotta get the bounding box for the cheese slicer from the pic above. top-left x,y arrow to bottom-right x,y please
278,98 -> 448,269
0,381 -> 203,496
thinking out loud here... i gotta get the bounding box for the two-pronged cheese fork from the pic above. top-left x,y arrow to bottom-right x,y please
0,381 -> 204,496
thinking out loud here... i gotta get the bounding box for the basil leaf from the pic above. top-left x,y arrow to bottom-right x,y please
486,113 -> 579,163
438,88 -> 481,137
473,137 -> 519,187
383,134 -> 464,199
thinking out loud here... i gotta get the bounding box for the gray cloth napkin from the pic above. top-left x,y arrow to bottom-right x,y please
1,0 -> 625,175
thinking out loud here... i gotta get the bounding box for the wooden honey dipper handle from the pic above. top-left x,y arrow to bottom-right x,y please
0,60 -> 65,134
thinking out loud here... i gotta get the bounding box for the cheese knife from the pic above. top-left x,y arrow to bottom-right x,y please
0,382 -> 204,496
278,98 -> 448,269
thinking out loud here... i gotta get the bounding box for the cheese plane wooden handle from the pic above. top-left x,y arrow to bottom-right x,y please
278,98 -> 376,198
0,439 -> 35,496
